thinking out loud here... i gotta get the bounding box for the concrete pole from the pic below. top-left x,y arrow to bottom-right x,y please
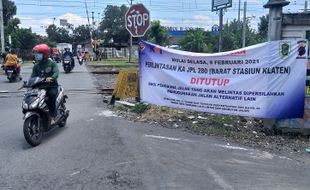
218,9 -> 223,52
264,0 -> 289,41
0,0 -> 5,52
242,1 -> 247,48
263,0 -> 289,128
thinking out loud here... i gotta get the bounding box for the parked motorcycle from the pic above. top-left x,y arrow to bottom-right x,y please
21,77 -> 69,146
4,65 -> 22,82
62,55 -> 74,73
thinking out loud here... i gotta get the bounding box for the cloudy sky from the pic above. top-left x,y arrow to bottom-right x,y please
12,0 -> 306,35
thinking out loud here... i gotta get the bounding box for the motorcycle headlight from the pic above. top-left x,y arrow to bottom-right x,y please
29,98 -> 40,109
22,101 -> 28,109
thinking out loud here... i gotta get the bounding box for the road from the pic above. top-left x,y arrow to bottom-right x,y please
0,62 -> 309,190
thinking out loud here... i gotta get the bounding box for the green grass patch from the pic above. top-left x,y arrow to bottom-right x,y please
89,58 -> 138,65
130,103 -> 150,114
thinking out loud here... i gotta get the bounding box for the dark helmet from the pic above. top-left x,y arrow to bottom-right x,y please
10,49 -> 16,54
5,46 -> 10,52
33,44 -> 50,59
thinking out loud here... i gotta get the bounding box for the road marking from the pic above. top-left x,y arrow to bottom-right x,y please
144,134 -> 181,141
215,144 -> 248,151
96,110 -> 117,117
70,171 -> 81,176
207,168 -> 234,190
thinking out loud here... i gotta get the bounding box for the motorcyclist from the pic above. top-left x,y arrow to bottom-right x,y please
62,48 -> 75,68
3,49 -> 21,75
1,46 -> 10,68
31,44 -> 59,125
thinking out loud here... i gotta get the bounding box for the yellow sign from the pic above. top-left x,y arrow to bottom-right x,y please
113,70 -> 139,99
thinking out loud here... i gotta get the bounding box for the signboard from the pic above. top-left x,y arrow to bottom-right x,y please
125,4 -> 150,37
212,0 -> 232,11
139,40 -> 307,119
113,70 -> 139,99
211,24 -> 220,35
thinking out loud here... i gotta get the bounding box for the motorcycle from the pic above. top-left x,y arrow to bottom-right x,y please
3,64 -> 22,82
52,55 -> 61,63
78,56 -> 83,65
62,55 -> 74,73
21,77 -> 69,146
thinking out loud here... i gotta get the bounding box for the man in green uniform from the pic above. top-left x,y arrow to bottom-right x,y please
31,44 -> 59,125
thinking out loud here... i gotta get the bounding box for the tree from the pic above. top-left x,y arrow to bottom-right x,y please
222,19 -> 261,51
5,17 -> 20,34
11,28 -> 38,50
179,28 -> 212,53
45,24 -> 58,42
3,0 -> 16,25
98,5 -> 130,44
72,25 -> 91,44
144,20 -> 169,46
45,24 -> 72,43
258,15 -> 268,42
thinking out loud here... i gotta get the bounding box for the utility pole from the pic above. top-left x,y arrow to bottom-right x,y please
128,0 -> 133,63
0,0 -> 5,52
218,9 -> 223,52
238,0 -> 241,22
242,1 -> 247,48
305,1 -> 308,12
263,0 -> 290,129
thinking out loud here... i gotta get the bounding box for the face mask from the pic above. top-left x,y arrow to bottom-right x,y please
34,53 -> 44,62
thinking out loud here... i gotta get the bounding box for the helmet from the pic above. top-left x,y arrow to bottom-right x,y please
33,44 -> 50,59
5,46 -> 10,52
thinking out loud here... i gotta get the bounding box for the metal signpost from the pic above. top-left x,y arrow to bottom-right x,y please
125,4 -> 150,63
212,0 -> 232,52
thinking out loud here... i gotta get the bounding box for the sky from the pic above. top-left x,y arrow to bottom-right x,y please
11,0 -> 306,35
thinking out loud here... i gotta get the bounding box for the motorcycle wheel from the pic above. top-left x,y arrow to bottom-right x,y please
23,115 -> 43,146
58,105 -> 69,128
64,67 -> 71,73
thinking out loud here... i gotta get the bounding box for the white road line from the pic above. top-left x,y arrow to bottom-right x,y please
70,171 -> 81,176
144,134 -> 181,141
215,144 -> 248,151
207,168 -> 234,190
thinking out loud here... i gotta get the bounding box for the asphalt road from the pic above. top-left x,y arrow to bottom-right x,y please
0,62 -> 309,190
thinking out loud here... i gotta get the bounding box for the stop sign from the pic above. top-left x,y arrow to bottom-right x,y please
125,4 -> 150,37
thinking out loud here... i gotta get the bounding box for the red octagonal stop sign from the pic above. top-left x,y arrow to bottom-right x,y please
125,4 -> 150,37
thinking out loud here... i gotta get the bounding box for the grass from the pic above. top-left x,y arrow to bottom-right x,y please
88,58 -> 138,65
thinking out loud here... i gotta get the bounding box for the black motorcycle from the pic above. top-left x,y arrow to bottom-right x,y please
78,56 -> 83,65
21,77 -> 69,146
62,55 -> 74,73
4,65 -> 22,82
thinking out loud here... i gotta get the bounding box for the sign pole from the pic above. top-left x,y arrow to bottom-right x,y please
219,8 -> 223,52
211,0 -> 232,52
128,0 -> 133,63
125,3 -> 150,63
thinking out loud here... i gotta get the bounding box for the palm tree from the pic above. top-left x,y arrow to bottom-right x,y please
179,28 -> 212,53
